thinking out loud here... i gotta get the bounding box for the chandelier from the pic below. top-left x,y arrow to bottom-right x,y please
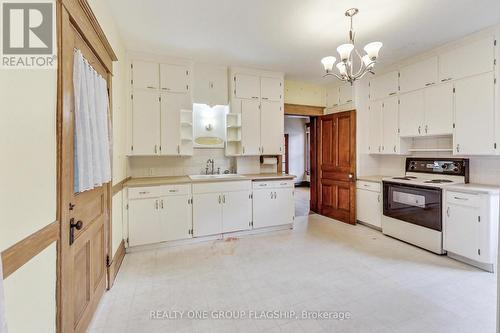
321,8 -> 382,85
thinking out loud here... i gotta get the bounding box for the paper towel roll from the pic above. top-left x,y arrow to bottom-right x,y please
262,157 -> 277,165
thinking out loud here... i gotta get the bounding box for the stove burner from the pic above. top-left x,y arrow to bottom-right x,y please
424,179 -> 454,183
392,176 -> 417,181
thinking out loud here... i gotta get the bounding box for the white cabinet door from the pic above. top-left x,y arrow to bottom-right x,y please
261,77 -> 282,101
273,188 -> 294,226
253,189 -> 274,228
368,101 -> 382,154
160,63 -> 189,93
445,203 -> 480,260
160,92 -> 190,155
132,91 -> 160,155
128,198 -> 160,246
339,84 -> 353,105
193,64 -> 228,105
370,71 -> 399,100
382,97 -> 399,154
439,36 -> 495,82
356,189 -> 382,228
222,191 -> 252,233
454,72 -> 495,155
132,60 -> 159,90
159,195 -> 192,241
399,90 -> 425,137
193,193 -> 223,237
325,85 -> 339,108
260,100 -> 283,155
399,57 -> 438,93
424,82 -> 453,136
241,99 -> 261,155
234,73 -> 260,99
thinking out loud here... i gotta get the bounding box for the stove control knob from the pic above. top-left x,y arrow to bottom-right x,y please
442,164 -> 448,170
453,168 -> 459,172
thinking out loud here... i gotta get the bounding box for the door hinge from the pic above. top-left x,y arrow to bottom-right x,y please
188,229 -> 193,235
398,99 -> 400,105
494,78 -> 497,85
398,128 -> 400,134
452,123 -> 455,129
453,87 -> 456,93
126,237 -> 129,245
69,202 -> 75,211
130,64 -> 133,69
233,76 -> 236,82
234,89 -> 236,95
186,85 -> 189,90
159,96 -> 161,102
398,72 -> 401,77
186,70 -> 189,76
478,249 -> 481,256
494,59 -> 497,66
478,216 -> 481,222
131,94 -> 133,100
495,143 -> 497,149
106,255 -> 111,268
494,40 -> 497,46
131,79 -> 133,85
126,203 -> 129,210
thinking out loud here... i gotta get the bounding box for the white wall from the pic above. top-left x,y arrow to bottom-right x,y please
284,117 -> 308,182
284,80 -> 326,107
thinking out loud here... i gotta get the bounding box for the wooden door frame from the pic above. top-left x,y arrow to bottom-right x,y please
56,1 -> 117,332
283,134 -> 289,174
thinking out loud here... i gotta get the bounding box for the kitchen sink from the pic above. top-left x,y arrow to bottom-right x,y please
189,174 -> 245,180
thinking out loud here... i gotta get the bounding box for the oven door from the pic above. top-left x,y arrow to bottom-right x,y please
383,182 -> 442,231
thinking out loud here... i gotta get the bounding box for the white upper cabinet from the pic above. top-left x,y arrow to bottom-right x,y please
160,92 -> 191,156
339,84 -> 354,105
369,71 -> 399,100
439,36 -> 495,82
381,97 -> 400,154
424,82 -> 453,136
241,99 -> 261,155
368,101 -> 383,154
234,73 -> 260,99
399,90 -> 425,137
453,72 -> 496,155
261,77 -> 282,101
132,91 -> 161,155
132,60 -> 159,90
193,63 -> 228,105
260,101 -> 283,155
325,85 -> 340,108
399,57 -> 438,93
160,63 -> 190,93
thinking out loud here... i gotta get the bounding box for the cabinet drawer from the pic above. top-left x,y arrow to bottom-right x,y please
128,186 -> 163,199
356,181 -> 381,192
252,180 -> 294,189
446,191 -> 480,207
160,184 -> 191,196
193,180 -> 251,194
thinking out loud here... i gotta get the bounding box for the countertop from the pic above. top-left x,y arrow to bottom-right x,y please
356,175 -> 395,183
445,183 -> 500,194
125,173 -> 296,187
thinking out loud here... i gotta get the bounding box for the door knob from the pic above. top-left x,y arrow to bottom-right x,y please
348,174 -> 353,179
69,218 -> 83,245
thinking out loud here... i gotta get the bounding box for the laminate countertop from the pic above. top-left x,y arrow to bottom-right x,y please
356,175 -> 396,183
445,183 -> 500,194
125,173 -> 296,188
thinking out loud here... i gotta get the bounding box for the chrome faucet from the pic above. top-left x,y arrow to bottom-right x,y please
206,159 -> 215,175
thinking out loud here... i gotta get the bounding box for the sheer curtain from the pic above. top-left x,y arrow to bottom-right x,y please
73,49 -> 111,193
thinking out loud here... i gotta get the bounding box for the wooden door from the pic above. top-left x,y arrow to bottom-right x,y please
317,111 -> 356,224
160,63 -> 189,93
309,118 -> 318,212
222,191 -> 252,233
132,90 -> 160,155
241,99 -> 261,155
260,100 -> 283,154
58,2 -> 117,332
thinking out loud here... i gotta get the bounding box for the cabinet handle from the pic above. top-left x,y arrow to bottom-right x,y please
377,195 -> 381,203
418,126 -> 421,134
446,207 -> 450,217
155,200 -> 158,210
270,192 -> 273,199
346,99 -> 353,103
161,87 -> 170,91
218,195 -> 221,204
168,189 -> 178,193
441,77 -> 452,82
393,145 -> 396,153
425,82 -> 435,86
154,145 -> 158,154
147,86 -> 156,89
453,196 -> 468,201
274,192 -> 277,199
252,96 -> 259,99
161,199 -> 164,209
177,145 -> 180,154
262,97 -> 269,100
425,125 -> 428,133
222,195 -> 226,204
242,146 -> 245,154
139,191 -> 149,195
389,92 -> 397,96
456,144 -> 460,153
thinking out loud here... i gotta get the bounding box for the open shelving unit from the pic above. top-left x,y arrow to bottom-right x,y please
225,113 -> 242,156
180,109 -> 193,155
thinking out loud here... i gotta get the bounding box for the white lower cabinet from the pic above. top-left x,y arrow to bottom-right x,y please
192,181 -> 252,237
253,181 -> 294,228
356,181 -> 382,228
128,185 -> 192,247
444,188 -> 499,271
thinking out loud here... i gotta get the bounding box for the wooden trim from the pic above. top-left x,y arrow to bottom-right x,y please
107,240 -> 125,289
285,103 -> 325,117
1,222 -> 59,279
112,177 -> 131,196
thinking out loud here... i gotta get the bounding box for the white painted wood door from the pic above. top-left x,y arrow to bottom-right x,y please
193,64 -> 228,105
160,63 -> 189,93
399,57 -> 438,93
445,203 -> 480,260
454,72 -> 495,155
339,85 -> 353,105
241,99 -> 261,155
368,101 -> 382,154
159,195 -> 192,241
235,73 -> 260,99
424,82 -> 454,136
132,60 -> 159,90
260,100 -> 283,155
160,92 -> 190,155
252,189 -> 274,228
261,77 -> 282,101
399,90 -> 425,137
356,189 -> 382,228
132,91 -> 160,155
222,191 -> 252,233
193,193 -> 223,237
128,198 -> 160,246
382,97 -> 399,154
273,188 -> 294,226
325,86 -> 339,108
439,36 -> 495,82
369,71 -> 399,100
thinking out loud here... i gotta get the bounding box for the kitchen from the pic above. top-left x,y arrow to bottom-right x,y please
1,1 -> 500,333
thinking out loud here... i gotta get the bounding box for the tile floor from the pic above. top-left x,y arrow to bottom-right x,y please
89,214 -> 497,333
294,186 -> 310,217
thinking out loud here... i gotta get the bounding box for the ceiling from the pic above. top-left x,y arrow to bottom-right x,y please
105,0 -> 500,83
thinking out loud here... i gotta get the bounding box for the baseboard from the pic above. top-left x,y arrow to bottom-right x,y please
107,240 -> 125,289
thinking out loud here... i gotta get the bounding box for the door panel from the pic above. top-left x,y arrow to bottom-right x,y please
132,91 -> 160,155
399,90 -> 424,137
132,60 -> 159,90
318,111 -> 356,224
325,86 -> 339,108
241,99 -> 261,155
261,77 -> 282,101
445,204 -> 480,259
193,193 -> 223,237
160,63 -> 189,93
235,73 -> 260,99
128,198 -> 160,246
339,85 -> 353,105
159,195 -> 192,241
253,189 -> 275,228
261,100 -> 283,154
160,92 -> 190,155
222,191 -> 252,233
399,57 -> 438,93
382,97 -> 399,154
424,82 -> 453,136
368,101 -> 382,153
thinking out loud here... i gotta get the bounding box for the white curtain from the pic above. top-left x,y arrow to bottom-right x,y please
73,49 -> 112,193
0,262 -> 7,333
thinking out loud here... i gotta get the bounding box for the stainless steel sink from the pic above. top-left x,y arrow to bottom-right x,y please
189,174 -> 245,180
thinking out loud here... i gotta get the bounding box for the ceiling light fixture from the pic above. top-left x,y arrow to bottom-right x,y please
321,8 -> 382,85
